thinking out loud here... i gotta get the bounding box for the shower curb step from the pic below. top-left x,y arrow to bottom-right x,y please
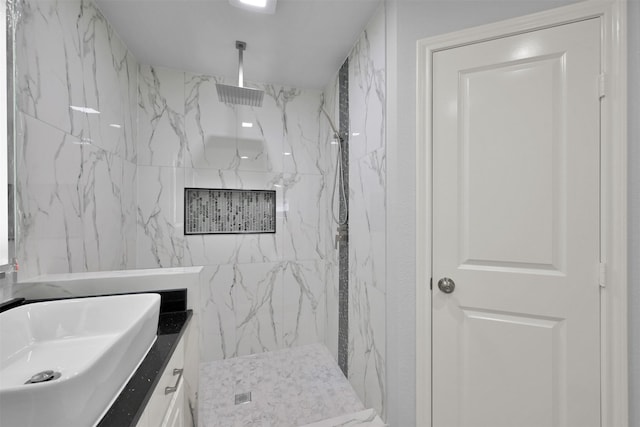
299,409 -> 386,427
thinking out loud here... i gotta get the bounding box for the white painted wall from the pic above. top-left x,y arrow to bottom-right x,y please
628,1 -> 639,425
385,1 -> 594,425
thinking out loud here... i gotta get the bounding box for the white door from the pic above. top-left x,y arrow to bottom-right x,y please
432,18 -> 601,427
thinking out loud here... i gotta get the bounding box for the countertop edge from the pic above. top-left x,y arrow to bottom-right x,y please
98,309 -> 193,427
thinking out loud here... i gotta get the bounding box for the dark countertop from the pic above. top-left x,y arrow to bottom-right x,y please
97,309 -> 192,427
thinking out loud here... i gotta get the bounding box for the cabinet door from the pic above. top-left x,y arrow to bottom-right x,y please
161,377 -> 186,427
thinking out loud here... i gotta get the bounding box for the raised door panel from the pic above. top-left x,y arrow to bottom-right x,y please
460,55 -> 564,272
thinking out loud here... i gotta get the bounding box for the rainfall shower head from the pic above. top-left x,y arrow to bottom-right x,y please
216,41 -> 264,107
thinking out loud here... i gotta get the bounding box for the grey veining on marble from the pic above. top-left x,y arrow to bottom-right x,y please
137,65 -> 187,167
15,0 -> 137,281
136,165 -> 185,269
16,0 -> 138,161
134,63 -> 336,366
15,0 -> 342,413
198,260 -> 327,363
347,6 -> 386,419
198,343 -> 364,427
321,74 -> 341,365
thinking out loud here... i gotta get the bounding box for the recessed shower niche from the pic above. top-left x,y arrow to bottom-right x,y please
184,188 -> 276,235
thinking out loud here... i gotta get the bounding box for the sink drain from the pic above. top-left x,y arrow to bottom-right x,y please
24,370 -> 61,384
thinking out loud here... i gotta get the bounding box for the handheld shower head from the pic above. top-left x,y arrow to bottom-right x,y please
321,107 -> 348,226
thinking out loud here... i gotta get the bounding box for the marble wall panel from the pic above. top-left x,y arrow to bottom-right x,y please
184,74 -> 238,170
350,151 -> 386,294
16,0 -> 89,138
16,113 -> 84,279
16,112 -> 137,279
321,75 -> 341,362
324,260 -> 339,361
136,165 -> 184,269
283,260 -> 326,348
349,8 -> 386,162
233,261 -> 285,356
198,259 -> 330,364
81,143 -> 130,272
282,173 -> 328,262
15,0 -> 137,281
347,283 -> 386,418
276,87 -> 324,176
137,65 -> 186,167
347,5 -> 387,419
139,65 -> 335,364
16,0 -> 137,162
320,75 -> 341,261
123,160 -> 138,268
200,264 -> 237,362
79,11 -> 137,163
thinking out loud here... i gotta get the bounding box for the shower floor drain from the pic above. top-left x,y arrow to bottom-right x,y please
235,391 -> 252,405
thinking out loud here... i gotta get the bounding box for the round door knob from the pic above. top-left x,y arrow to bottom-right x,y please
437,277 -> 455,294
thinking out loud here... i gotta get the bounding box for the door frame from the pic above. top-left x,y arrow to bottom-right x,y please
415,1 -> 628,426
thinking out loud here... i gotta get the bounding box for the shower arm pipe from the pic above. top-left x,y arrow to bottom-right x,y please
236,40 -> 246,88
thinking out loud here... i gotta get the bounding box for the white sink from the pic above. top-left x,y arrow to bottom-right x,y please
0,293 -> 160,427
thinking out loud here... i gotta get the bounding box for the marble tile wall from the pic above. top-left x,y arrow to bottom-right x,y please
136,65 -> 336,363
11,0 -> 384,416
322,73 -> 340,363
347,6 -> 387,419
0,273 -> 13,302
14,0 -> 138,281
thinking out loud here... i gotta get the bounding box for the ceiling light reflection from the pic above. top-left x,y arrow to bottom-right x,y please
70,106 -> 100,114
240,0 -> 266,7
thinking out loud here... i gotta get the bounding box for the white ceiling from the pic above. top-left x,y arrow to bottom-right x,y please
95,0 -> 383,90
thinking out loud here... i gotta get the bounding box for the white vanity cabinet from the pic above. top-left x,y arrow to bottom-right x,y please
136,328 -> 188,427
161,377 -> 187,427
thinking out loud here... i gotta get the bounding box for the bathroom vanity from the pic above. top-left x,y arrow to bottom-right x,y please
0,289 -> 194,427
98,290 -> 193,427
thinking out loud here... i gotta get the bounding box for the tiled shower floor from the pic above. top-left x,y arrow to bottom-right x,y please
198,343 -> 365,426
